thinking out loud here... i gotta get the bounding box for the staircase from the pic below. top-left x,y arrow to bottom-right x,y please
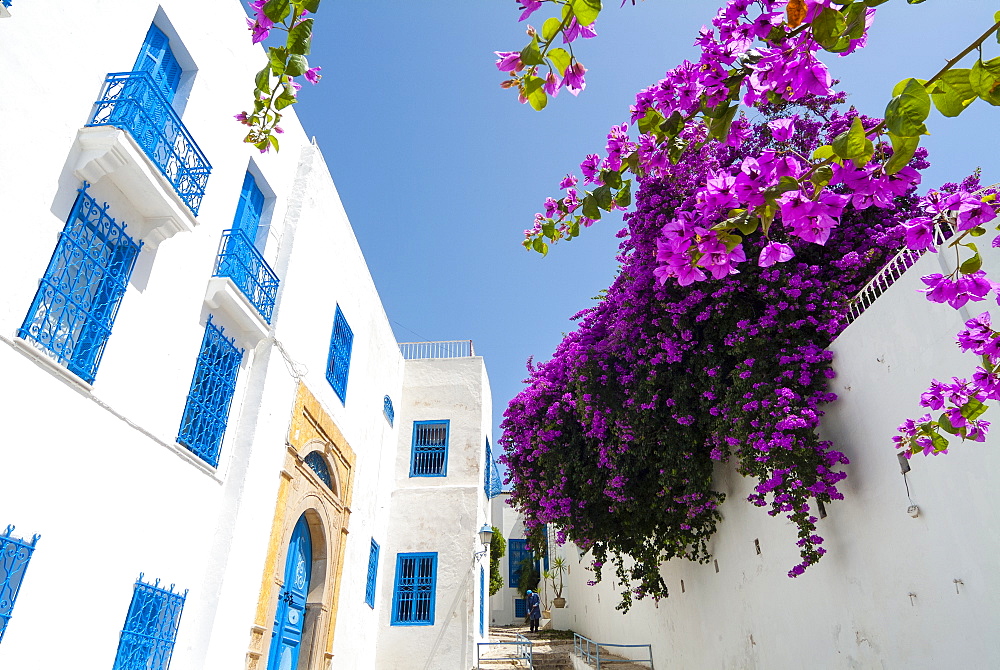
478,626 -> 573,670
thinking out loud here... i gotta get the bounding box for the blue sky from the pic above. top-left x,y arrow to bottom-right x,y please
287,1 -> 999,448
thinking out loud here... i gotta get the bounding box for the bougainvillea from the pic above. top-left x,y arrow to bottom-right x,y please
500,99 -> 933,610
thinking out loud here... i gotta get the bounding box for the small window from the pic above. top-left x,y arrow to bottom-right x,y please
365,539 -> 380,609
0,525 -> 41,644
508,539 -> 535,588
514,598 -> 526,619
132,24 -> 182,102
325,305 -> 353,404
304,451 -> 332,490
390,553 -> 437,626
18,184 -> 141,384
176,318 -> 244,467
231,172 -> 268,252
111,575 -> 187,670
383,395 -> 394,427
410,420 -> 449,477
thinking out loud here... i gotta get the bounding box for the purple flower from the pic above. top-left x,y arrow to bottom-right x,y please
304,67 -> 322,84
518,0 -> 543,22
495,51 -> 524,72
563,62 -> 587,96
758,242 -> 794,267
767,117 -> 795,142
559,174 -> 578,190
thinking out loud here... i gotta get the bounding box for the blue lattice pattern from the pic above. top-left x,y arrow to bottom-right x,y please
391,553 -> 436,625
383,395 -> 394,426
326,306 -> 353,403
484,438 -> 503,499
177,318 -> 243,467
18,184 -> 140,384
365,539 -> 380,608
479,566 -> 485,637
411,421 -> 448,476
304,451 -> 332,489
1,1 -> 12,9
0,525 -> 40,644
213,229 -> 279,323
112,575 -> 187,670
87,72 -> 211,215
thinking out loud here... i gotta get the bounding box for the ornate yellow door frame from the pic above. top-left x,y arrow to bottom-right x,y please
247,382 -> 356,670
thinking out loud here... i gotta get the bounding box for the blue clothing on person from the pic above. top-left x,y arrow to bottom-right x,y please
526,590 -> 542,632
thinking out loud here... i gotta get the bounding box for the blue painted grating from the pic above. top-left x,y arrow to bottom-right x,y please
383,395 -> 394,427
18,183 -> 140,384
112,575 -> 187,670
326,306 -> 353,404
213,229 -> 279,323
0,525 -> 40,644
87,72 -> 211,215
514,598 -> 526,619
365,539 -> 380,609
508,539 -> 535,587
1,0 -> 12,9
484,438 -> 503,499
411,421 -> 448,476
479,566 -> 486,637
304,451 -> 332,489
177,318 -> 243,467
391,553 -> 436,625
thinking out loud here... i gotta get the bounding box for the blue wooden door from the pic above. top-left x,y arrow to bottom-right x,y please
268,516 -> 312,670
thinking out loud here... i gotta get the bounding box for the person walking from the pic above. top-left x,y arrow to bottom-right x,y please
526,589 -> 542,633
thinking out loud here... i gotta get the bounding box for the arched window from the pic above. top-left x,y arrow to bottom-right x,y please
304,451 -> 332,490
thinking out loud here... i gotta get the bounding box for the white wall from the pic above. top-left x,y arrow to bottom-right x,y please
553,247 -> 1000,668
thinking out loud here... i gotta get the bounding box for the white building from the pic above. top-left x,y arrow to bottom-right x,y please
0,2 -> 494,669
540,238 -> 1000,668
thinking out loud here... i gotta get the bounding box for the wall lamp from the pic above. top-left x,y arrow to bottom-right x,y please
474,523 -> 493,560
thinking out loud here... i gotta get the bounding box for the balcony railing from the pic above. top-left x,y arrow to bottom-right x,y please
212,230 -> 279,323
213,229 -> 279,324
87,71 -> 211,215
399,340 -> 475,360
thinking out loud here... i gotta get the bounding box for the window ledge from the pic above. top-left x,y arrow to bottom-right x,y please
204,276 -> 271,349
10,335 -> 94,393
72,126 -> 198,249
0,6 -> 11,18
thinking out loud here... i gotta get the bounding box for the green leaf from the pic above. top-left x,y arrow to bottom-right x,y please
884,132 -> 919,175
274,88 -> 298,110
615,181 -> 632,208
548,48 -> 572,76
864,0 -> 891,6
831,116 -> 874,165
997,10 -> 1000,44
659,111 -> 684,139
812,6 -> 847,50
885,78 -> 931,137
960,251 -> 983,274
970,60 -> 1000,106
569,219 -> 581,237
520,37 -> 544,66
532,237 -> 549,255
301,0 -> 320,12
263,0 -> 291,23
939,412 -> 960,435
542,17 -> 562,42
268,132 -> 280,152
601,170 -> 623,189
776,176 -> 800,193
810,165 -> 834,189
285,53 -> 309,77
930,430 -> 949,453
970,226 -> 987,237
668,136 -> 688,164
706,104 -> 738,142
287,18 -> 313,56
842,3 -> 867,40
268,47 -> 287,75
541,222 -> 556,239
929,68 -> 976,117
570,0 -> 602,26
524,75 -> 548,111
581,195 -> 602,220
812,144 -> 837,162
255,65 -> 273,91
592,185 -> 614,210
637,108 -> 665,137
961,398 -> 988,422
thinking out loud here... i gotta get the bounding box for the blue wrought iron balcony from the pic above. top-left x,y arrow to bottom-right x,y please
87,72 -> 211,215
213,229 -> 279,324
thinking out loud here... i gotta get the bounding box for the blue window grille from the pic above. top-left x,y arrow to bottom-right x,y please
304,451 -> 332,490
508,539 -> 536,588
410,420 -> 449,477
18,183 -> 140,384
383,395 -> 394,427
325,305 -> 353,404
484,438 -> 503,499
479,566 -> 485,637
112,575 -> 187,670
212,229 -> 279,324
176,318 -> 243,467
514,598 -> 526,619
1,0 -> 12,10
232,172 -> 268,252
0,525 -> 40,644
365,539 -> 379,609
86,26 -> 211,215
391,553 -> 437,626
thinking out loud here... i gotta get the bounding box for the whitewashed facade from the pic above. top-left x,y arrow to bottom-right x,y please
548,245 -> 1000,668
0,2 -> 493,669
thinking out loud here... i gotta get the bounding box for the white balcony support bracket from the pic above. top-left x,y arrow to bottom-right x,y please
72,126 -> 198,249
203,276 -> 271,350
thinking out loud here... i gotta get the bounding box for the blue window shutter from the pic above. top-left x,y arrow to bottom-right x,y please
18,185 -> 141,384
325,306 -> 353,404
479,566 -> 485,637
133,24 -> 182,103
112,576 -> 186,670
365,539 -> 380,608
0,525 -> 40,644
508,539 -> 536,588
390,553 -> 437,626
176,319 -> 244,467
514,598 -> 526,619
410,421 -> 449,477
383,395 -> 394,426
232,172 -> 267,252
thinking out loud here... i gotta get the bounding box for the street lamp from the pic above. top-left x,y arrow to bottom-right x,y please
475,523 -> 493,559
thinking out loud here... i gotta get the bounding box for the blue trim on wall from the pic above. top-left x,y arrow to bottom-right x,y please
390,552 -> 437,626
409,420 -> 449,477
365,539 -> 380,609
325,305 -> 353,404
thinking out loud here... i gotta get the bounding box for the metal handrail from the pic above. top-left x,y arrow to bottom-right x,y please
573,633 -> 654,669
476,633 -> 534,669
213,229 -> 280,323
399,340 -> 475,359
87,71 -> 212,215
